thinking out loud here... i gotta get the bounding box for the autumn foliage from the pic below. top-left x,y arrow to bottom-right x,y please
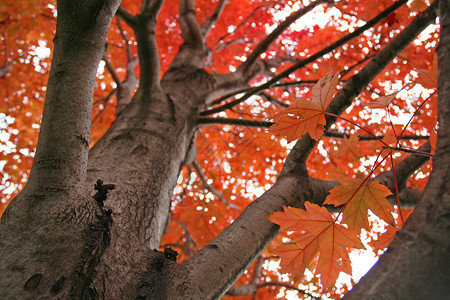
0,0 -> 439,298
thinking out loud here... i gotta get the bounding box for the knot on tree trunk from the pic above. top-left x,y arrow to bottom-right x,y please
93,179 -> 115,207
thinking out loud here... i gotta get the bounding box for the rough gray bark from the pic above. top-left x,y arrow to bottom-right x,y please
0,0 -> 122,298
0,0 -> 447,299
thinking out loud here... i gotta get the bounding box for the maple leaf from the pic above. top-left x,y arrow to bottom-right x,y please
369,224 -> 398,252
362,92 -> 398,109
334,134 -> 362,160
409,0 -> 428,12
268,203 -> 364,287
324,178 -> 394,231
417,54 -> 437,88
269,70 -> 339,141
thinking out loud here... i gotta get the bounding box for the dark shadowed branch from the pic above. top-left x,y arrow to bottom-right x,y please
200,0 -> 227,38
196,117 -> 430,141
116,6 -> 136,27
197,117 -> 273,128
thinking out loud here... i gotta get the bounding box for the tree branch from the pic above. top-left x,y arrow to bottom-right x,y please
238,0 -> 331,78
200,0 -> 409,116
103,20 -> 139,116
324,131 -> 429,141
208,79 -> 317,108
214,2 -> 276,48
179,0 -> 204,50
226,256 -> 321,299
103,54 -> 122,86
133,0 -> 164,93
192,160 -> 241,209
25,0 -> 123,193
116,17 -> 133,61
197,117 -> 430,142
200,0 -> 227,39
116,6 -> 136,27
375,141 -> 431,197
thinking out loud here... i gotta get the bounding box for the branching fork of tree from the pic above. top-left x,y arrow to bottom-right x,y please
0,0 -> 449,299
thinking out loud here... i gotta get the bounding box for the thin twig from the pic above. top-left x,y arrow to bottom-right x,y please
192,160 -> 241,210
214,2 -> 276,47
239,0 -> 331,76
200,0 -> 228,38
116,6 -> 136,27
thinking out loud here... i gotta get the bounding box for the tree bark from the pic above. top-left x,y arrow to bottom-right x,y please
0,1 -> 122,298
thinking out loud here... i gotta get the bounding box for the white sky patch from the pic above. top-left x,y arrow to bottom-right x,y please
97,60 -> 105,75
0,114 -> 16,154
33,40 -> 51,59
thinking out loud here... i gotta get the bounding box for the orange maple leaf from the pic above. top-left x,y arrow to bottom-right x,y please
409,0 -> 428,12
417,54 -> 437,88
268,202 -> 364,287
334,134 -> 362,160
269,71 -> 339,141
369,224 -> 398,252
324,178 -> 394,231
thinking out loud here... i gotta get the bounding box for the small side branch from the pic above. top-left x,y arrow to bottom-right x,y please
324,131 -> 430,141
226,256 -> 320,299
197,117 -> 272,128
238,0 -> 331,78
116,6 -> 136,27
103,19 -> 139,115
192,160 -> 241,210
200,0 -> 227,39
375,141 -> 431,193
103,54 -> 122,86
214,3 -> 276,48
133,0 -> 164,92
179,0 -> 203,50
197,117 -> 431,142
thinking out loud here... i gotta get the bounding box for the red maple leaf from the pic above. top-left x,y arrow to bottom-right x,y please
269,70 -> 339,141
